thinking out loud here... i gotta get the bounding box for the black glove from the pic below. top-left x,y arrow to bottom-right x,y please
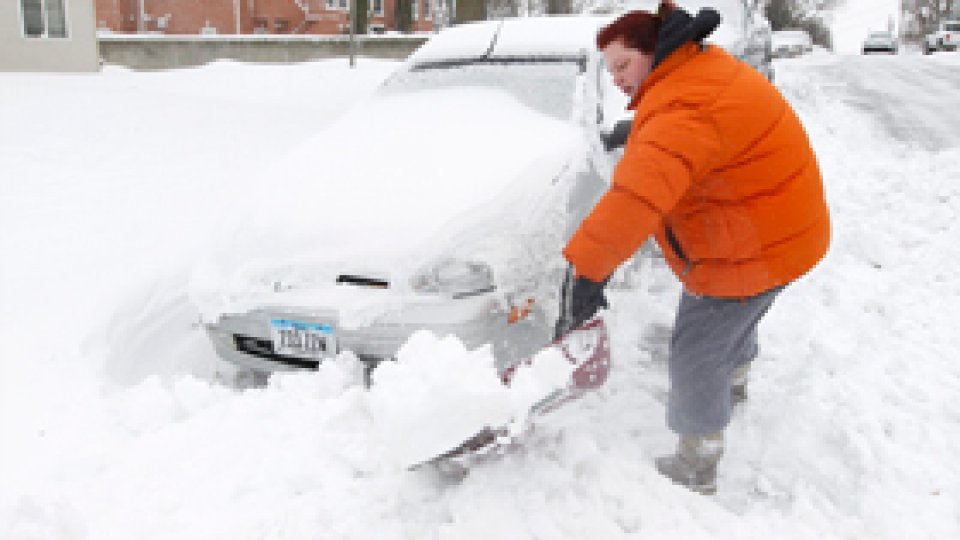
601,119 -> 632,152
554,265 -> 609,340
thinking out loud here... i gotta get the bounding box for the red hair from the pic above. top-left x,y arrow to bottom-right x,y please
596,1 -> 677,53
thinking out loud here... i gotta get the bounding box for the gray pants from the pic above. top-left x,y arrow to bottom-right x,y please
667,286 -> 783,435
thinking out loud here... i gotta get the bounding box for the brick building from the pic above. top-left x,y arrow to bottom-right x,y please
94,0 -> 437,35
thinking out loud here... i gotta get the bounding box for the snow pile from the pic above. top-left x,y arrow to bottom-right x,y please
367,330 -> 576,468
509,346 -> 576,404
187,83 -> 586,327
367,332 -> 511,467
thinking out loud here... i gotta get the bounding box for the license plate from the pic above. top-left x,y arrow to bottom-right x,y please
270,318 -> 335,359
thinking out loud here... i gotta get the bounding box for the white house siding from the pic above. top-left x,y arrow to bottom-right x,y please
0,0 -> 99,71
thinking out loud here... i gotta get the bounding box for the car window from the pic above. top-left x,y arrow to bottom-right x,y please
379,60 -> 581,122
946,23 -> 960,32
869,32 -> 892,38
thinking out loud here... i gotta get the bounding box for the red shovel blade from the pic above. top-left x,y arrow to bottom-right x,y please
501,317 -> 611,390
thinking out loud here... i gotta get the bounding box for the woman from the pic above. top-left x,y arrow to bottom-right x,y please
557,1 -> 831,494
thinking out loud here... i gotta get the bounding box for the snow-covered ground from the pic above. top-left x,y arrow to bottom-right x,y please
3,49 -> 960,539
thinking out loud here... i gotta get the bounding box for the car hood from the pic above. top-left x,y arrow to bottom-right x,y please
191,86 -> 589,322
264,86 -> 584,260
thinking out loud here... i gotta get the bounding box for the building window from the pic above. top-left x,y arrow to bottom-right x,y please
372,0 -> 384,16
423,0 -> 431,20
411,0 -> 418,20
21,0 -> 68,38
339,0 -> 348,9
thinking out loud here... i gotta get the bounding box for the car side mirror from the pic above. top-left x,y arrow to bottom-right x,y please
601,119 -> 632,151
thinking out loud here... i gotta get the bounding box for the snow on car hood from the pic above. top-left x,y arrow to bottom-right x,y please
190,86 -> 587,322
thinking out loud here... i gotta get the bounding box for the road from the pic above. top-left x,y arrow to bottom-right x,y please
790,53 -> 960,151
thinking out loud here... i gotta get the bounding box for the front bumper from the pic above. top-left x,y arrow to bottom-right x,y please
204,293 -> 549,374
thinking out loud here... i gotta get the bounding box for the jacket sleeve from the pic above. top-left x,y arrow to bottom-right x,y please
563,106 -> 721,281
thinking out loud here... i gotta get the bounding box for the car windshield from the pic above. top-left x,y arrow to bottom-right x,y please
870,32 -> 892,39
379,60 -> 581,122
946,23 -> 960,31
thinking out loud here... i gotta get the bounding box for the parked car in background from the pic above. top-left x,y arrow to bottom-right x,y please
924,20 -> 960,54
771,29 -> 813,58
862,30 -> 898,54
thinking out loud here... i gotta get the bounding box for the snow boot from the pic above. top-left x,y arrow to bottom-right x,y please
731,363 -> 750,406
655,432 -> 724,495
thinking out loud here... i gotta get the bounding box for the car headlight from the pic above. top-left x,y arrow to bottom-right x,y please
410,258 -> 496,298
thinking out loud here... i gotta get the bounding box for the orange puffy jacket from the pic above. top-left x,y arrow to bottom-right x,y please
564,42 -> 831,298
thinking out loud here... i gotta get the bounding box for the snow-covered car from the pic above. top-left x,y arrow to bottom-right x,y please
193,16 -> 620,378
194,8 -> 776,379
771,29 -> 813,58
862,30 -> 898,54
924,20 -> 960,54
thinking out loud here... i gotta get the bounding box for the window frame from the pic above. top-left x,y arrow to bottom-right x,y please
19,0 -> 71,40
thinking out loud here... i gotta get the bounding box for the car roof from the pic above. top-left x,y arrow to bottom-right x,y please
407,16 -> 611,66
408,2 -> 752,67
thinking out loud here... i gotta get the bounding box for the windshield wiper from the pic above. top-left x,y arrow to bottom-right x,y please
410,55 -> 585,72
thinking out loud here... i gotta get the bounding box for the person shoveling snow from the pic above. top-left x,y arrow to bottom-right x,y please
558,1 -> 831,495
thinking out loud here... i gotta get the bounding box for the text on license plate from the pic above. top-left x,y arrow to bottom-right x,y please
270,319 -> 335,358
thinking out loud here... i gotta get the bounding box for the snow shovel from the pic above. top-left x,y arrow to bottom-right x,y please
410,316 -> 611,471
